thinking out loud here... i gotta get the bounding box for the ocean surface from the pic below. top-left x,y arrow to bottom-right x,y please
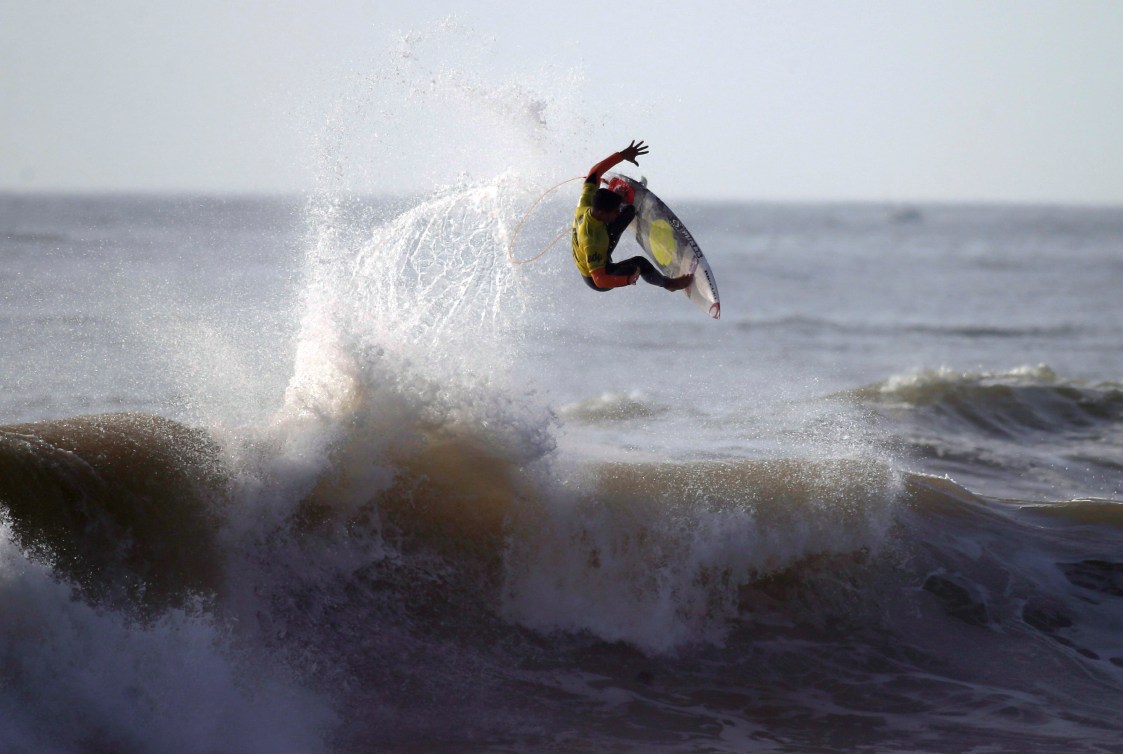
2,189 -> 1122,754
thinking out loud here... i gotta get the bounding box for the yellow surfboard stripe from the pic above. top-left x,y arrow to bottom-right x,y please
649,219 -> 677,266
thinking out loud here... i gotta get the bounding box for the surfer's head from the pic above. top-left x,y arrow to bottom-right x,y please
591,188 -> 623,222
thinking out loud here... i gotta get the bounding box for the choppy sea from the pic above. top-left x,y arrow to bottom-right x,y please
2,186 -> 1122,753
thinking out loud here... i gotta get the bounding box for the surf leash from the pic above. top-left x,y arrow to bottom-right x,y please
506,175 -> 583,265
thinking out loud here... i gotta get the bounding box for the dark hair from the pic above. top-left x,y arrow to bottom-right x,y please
592,188 -> 623,213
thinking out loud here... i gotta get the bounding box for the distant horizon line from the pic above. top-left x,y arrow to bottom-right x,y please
2,186 -> 1122,211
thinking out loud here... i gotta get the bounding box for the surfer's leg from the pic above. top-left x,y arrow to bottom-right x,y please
603,205 -> 636,256
606,256 -> 669,288
605,256 -> 693,290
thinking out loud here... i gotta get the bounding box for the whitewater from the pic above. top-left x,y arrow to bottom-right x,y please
3,31 -> 1123,754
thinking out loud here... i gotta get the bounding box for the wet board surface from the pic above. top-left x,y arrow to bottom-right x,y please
610,172 -> 721,319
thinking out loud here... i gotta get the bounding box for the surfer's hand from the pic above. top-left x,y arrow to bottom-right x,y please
621,140 -> 649,166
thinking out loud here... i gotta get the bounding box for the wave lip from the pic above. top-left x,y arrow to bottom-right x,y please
0,413 -> 227,604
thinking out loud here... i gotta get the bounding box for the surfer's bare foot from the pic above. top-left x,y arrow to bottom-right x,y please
664,274 -> 693,291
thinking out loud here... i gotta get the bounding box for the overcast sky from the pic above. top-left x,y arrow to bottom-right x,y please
3,1 -> 1122,203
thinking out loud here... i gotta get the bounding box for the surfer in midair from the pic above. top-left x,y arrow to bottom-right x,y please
572,140 -> 694,292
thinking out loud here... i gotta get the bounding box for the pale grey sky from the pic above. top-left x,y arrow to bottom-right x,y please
3,1 -> 1122,203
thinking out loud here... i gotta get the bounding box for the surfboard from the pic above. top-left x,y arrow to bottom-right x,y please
607,173 -> 721,320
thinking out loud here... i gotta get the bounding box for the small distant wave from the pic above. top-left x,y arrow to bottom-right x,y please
869,363 -> 1071,394
559,391 -> 668,423
903,323 -> 1086,339
854,364 -> 1123,434
747,316 -> 1087,340
849,365 -> 1123,499
2,230 -> 72,246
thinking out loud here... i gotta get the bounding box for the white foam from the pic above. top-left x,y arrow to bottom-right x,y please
0,525 -> 334,753
880,363 -> 1061,394
503,459 -> 901,653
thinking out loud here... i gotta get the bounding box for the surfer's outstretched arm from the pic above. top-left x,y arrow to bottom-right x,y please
585,140 -> 649,184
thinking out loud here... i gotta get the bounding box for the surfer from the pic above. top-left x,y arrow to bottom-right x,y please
572,141 -> 694,292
